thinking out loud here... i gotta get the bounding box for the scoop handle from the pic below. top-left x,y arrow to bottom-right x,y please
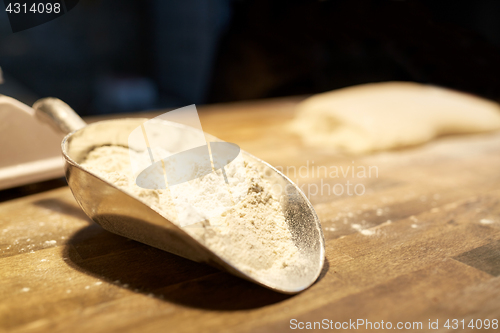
33,97 -> 87,135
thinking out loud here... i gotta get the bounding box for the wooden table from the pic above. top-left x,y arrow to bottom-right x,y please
1,97 -> 500,332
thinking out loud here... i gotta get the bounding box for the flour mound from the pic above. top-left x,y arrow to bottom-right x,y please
81,145 -> 302,277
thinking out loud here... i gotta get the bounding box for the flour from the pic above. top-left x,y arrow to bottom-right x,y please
80,145 -> 302,277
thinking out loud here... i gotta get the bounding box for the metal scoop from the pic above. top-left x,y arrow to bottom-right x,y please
33,98 -> 325,294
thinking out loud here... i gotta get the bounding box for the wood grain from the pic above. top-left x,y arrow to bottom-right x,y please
1,97 -> 500,332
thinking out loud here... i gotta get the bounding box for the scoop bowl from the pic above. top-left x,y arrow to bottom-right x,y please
33,98 -> 325,294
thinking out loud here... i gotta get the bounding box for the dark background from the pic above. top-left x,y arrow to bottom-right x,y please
0,0 -> 499,115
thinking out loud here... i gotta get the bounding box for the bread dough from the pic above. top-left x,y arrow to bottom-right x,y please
289,82 -> 500,154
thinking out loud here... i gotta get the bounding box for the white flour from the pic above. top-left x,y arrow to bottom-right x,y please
81,146 -> 301,277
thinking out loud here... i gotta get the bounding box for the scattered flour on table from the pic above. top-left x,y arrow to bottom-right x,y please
80,146 -> 303,277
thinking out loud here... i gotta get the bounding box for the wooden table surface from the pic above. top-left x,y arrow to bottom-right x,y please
1,97 -> 500,332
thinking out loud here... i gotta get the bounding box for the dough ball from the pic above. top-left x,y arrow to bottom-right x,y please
289,82 -> 500,154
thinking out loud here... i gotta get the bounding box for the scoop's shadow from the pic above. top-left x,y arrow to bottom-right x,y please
63,225 -> 329,310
